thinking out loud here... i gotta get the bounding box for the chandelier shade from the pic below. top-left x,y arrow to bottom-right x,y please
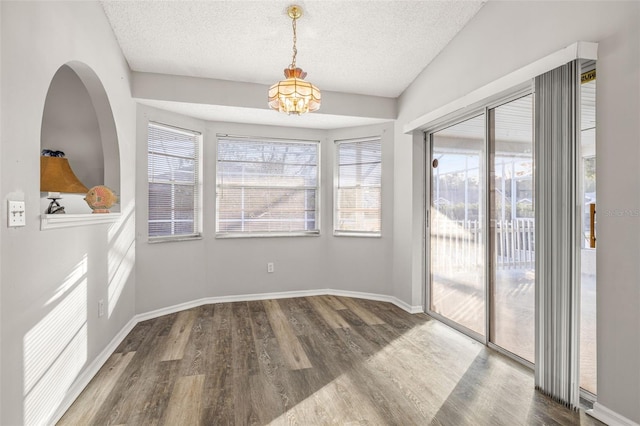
268,67 -> 321,115
268,5 -> 321,115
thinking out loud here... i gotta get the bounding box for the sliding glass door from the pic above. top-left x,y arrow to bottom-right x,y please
489,94 -> 535,363
428,93 -> 535,362
429,115 -> 486,337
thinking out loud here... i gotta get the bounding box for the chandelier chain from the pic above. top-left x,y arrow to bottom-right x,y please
290,16 -> 297,68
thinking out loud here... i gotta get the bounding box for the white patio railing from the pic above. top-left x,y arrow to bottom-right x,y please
431,218 -> 535,270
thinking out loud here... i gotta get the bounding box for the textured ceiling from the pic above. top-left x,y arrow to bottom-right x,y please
102,1 -> 484,98
101,1 -> 485,127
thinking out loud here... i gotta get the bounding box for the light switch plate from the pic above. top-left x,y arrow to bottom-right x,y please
8,200 -> 26,227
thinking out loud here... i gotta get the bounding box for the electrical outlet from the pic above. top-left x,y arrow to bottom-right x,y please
267,262 -> 274,273
98,299 -> 105,317
7,200 -> 26,227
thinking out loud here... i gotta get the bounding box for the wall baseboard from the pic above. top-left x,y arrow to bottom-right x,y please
136,289 -> 423,322
135,289 -> 326,322
50,317 -> 138,425
587,402 -> 640,426
323,289 -> 423,313
49,289 -> 421,424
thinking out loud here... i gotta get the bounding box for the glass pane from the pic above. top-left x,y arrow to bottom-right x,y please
149,222 -> 172,237
336,139 -> 382,234
147,123 -> 199,238
217,187 -> 316,233
148,182 -> 196,237
430,114 -> 486,337
337,187 -> 381,232
489,94 -> 535,363
580,75 -> 597,394
216,139 -> 320,234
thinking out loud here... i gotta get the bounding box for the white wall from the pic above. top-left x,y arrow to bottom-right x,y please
395,1 -> 640,422
135,104 -> 396,314
326,124 -> 395,297
0,2 -> 136,424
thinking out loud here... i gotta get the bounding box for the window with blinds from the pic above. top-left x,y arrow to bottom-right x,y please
216,136 -> 320,236
335,138 -> 382,236
147,122 -> 201,240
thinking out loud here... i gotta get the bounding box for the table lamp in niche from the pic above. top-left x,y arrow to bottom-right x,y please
84,185 -> 118,213
40,150 -> 89,214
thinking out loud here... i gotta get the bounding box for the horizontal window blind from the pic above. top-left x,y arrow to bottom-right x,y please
335,138 -> 382,235
148,122 -> 201,239
217,136 -> 320,236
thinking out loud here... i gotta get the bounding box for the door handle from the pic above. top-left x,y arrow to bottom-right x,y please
589,203 -> 596,248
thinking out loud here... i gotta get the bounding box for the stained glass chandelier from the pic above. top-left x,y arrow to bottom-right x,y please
268,5 -> 321,115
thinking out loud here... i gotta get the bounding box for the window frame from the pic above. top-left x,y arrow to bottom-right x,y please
333,136 -> 382,237
147,121 -> 203,243
215,134 -> 321,238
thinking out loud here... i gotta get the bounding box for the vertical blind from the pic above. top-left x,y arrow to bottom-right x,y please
335,138 -> 382,235
534,60 -> 581,409
216,136 -> 319,236
147,122 -> 201,239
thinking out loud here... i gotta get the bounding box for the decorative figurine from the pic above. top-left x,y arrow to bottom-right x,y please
84,185 -> 118,213
41,149 -> 66,157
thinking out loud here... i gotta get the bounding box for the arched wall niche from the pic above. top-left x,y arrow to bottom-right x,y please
40,61 -> 121,214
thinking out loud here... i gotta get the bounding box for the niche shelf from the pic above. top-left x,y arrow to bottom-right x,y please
40,213 -> 121,230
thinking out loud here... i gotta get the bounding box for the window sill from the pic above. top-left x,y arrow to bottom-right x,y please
334,231 -> 382,238
40,213 -> 121,230
148,235 -> 203,244
216,231 -> 320,239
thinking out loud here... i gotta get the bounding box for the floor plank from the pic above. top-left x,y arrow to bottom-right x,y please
160,310 -> 196,361
58,351 -> 135,425
262,299 -> 313,370
88,314 -> 176,425
201,304 -> 234,424
130,360 -> 181,426
339,296 -> 386,325
231,302 -> 260,425
307,295 -> 351,329
323,294 -> 347,310
162,374 -> 205,425
177,305 -> 212,377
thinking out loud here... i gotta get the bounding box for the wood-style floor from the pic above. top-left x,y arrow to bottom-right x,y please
58,296 -> 603,425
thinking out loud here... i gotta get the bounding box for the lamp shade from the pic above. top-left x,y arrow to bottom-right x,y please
40,156 -> 89,193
